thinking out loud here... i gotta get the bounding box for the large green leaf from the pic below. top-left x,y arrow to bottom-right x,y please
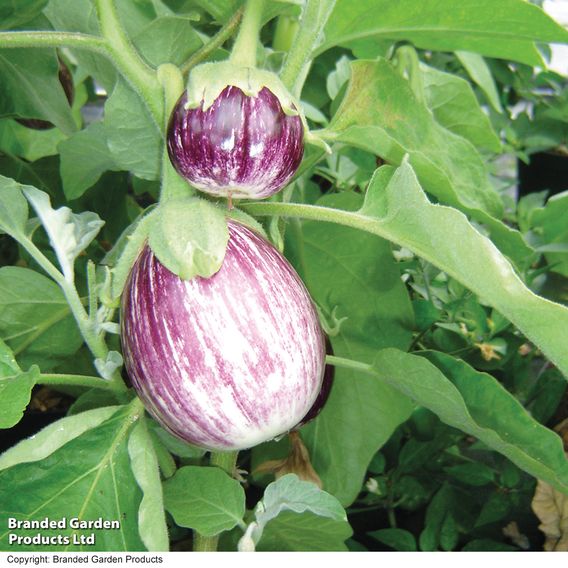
0,406 -> 120,469
0,174 -> 28,238
367,349 -> 568,494
128,418 -> 169,551
322,59 -> 504,220
133,16 -> 202,68
163,466 -> 246,537
320,0 -> 568,66
0,267 -> 83,369
0,400 -> 146,551
256,511 -> 352,551
0,0 -> 48,30
0,48 -> 75,134
244,161 -> 568,378
285,193 -> 414,506
0,338 -> 37,429
421,63 -> 501,152
59,122 -> 119,200
104,79 -> 161,181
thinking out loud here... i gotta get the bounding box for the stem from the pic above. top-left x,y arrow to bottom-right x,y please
181,7 -> 244,76
280,0 -> 336,96
157,63 -> 194,201
39,373 -> 123,392
94,0 -> 162,125
229,0 -> 265,67
193,450 -> 239,552
20,237 -> 128,393
87,260 -> 98,320
0,31 -> 108,53
326,354 -> 374,376
273,15 -> 299,52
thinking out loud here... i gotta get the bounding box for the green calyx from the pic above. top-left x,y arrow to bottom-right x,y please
184,61 -> 302,118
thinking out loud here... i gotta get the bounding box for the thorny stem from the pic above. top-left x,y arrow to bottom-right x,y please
229,0 -> 265,68
181,7 -> 244,76
193,451 -> 239,552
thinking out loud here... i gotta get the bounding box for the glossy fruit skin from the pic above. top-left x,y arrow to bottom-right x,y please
167,86 -> 304,199
121,221 -> 325,451
295,338 -> 334,428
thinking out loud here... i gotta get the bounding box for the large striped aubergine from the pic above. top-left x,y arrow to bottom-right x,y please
121,220 -> 325,451
166,86 -> 304,200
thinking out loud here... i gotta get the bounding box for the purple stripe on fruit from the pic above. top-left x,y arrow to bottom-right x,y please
167,86 -> 304,199
121,220 -> 325,450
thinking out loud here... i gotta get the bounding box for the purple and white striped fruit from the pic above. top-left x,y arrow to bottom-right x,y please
167,86 -> 304,200
121,220 -> 325,451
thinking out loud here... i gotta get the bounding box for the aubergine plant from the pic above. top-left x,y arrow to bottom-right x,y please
0,0 -> 568,553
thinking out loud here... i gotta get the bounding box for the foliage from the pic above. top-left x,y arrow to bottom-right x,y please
0,0 -> 567,553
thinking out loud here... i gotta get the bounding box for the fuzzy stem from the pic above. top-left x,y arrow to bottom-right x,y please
0,31 -> 108,53
157,63 -> 194,202
279,0 -> 336,96
19,236 -> 128,393
193,451 -> 239,552
181,7 -> 244,76
38,373 -> 124,392
94,0 -> 163,125
229,0 -> 265,67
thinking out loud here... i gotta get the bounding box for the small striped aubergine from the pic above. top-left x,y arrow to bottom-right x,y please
121,220 -> 325,451
166,86 -> 304,200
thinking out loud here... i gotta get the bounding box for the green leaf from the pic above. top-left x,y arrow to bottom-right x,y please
358,163 -> 567,376
531,191 -> 568,277
0,48 -> 75,134
243,474 -> 348,550
246,162 -> 568,377
23,186 -> 104,282
0,267 -> 82,369
419,484 -> 455,551
59,122 -> 119,200
133,16 -> 203,67
0,338 -> 37,429
128,418 -> 169,551
44,0 -> 117,91
0,405 -> 120,469
0,400 -> 146,551
148,198 -> 229,281
444,462 -> 496,487
0,174 -> 28,238
421,63 -> 501,152
370,349 -> 568,494
0,0 -> 48,30
286,193 -> 414,506
369,528 -> 417,551
104,79 -> 161,181
163,465 -> 245,537
321,0 -> 568,66
323,59 -> 503,220
256,511 -> 352,552
456,51 -> 503,113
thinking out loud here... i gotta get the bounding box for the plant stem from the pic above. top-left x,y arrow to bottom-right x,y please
181,7 -> 244,76
0,31 -> 108,53
280,0 -> 336,96
229,0 -> 265,67
273,15 -> 299,52
20,237 -> 128,393
87,260 -> 98,320
326,354 -> 374,376
193,450 -> 239,552
157,63 -> 194,201
39,373 -> 124,392
94,0 -> 163,125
